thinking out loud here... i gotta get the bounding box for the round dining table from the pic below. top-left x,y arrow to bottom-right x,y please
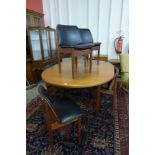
41,58 -> 114,114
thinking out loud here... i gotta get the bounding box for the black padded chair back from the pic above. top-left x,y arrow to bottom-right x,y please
38,85 -> 57,114
79,28 -> 94,44
56,24 -> 82,47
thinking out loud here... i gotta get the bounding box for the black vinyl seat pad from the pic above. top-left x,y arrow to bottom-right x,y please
93,42 -> 101,46
53,97 -> 83,123
38,86 -> 82,124
59,43 -> 94,50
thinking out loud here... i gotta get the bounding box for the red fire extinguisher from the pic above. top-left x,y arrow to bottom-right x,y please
114,36 -> 123,54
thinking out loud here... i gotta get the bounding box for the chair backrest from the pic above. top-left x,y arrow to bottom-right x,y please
120,52 -> 129,73
56,24 -> 82,47
120,52 -> 129,83
38,85 -> 59,121
79,28 -> 94,44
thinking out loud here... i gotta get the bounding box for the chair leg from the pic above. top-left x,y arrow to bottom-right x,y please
89,50 -> 92,73
84,55 -> 86,67
86,55 -> 89,63
77,118 -> 81,144
97,47 -> 100,65
58,49 -> 61,73
48,129 -> 54,146
44,113 -> 54,146
72,50 -> 75,79
75,56 -> 78,71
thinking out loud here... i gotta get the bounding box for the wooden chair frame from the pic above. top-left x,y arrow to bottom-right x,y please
92,45 -> 100,64
120,71 -> 129,93
100,74 -> 117,111
40,97 -> 81,146
57,47 -> 92,79
84,45 -> 100,65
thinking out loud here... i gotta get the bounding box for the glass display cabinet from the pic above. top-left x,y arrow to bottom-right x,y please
27,27 -> 57,71
26,10 -> 45,85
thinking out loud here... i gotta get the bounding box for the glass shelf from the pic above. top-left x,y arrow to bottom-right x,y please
30,39 -> 48,42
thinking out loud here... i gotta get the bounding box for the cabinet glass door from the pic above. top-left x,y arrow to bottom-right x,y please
29,30 -> 42,61
49,30 -> 57,57
34,16 -> 41,26
26,15 -> 31,26
41,29 -> 50,60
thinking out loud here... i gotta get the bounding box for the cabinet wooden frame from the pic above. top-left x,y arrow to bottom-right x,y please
26,9 -> 44,27
26,9 -> 45,84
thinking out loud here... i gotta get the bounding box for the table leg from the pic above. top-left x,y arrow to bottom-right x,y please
46,83 -> 50,89
95,86 -> 101,114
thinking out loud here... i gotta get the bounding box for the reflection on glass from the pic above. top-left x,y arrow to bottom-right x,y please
42,30 -> 50,59
30,30 -> 42,60
34,17 -> 41,26
26,15 -> 31,26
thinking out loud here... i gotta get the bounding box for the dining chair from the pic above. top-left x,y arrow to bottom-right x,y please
38,85 -> 83,145
100,73 -> 117,111
56,24 -> 94,78
79,28 -> 101,64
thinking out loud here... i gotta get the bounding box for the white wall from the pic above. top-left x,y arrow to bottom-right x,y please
43,0 -> 129,59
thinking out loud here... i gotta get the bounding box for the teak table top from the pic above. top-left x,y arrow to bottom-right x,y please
41,59 -> 114,88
